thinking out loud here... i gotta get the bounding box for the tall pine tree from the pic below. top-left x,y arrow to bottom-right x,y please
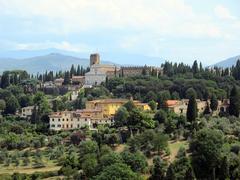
229,86 -> 240,117
192,60 -> 199,74
186,95 -> 197,123
210,94 -> 218,112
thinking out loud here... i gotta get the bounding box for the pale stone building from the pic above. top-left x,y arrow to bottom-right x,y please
71,76 -> 85,85
20,106 -> 36,119
119,66 -> 163,77
166,99 -> 229,115
54,78 -> 64,86
49,110 -> 113,131
85,54 -> 118,85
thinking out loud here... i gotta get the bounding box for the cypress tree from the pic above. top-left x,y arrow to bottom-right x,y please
203,101 -> 211,115
165,164 -> 176,180
63,71 -> 71,85
229,86 -> 240,117
219,156 -> 229,180
210,94 -> 218,112
192,60 -> 199,74
76,65 -> 81,75
186,95 -> 197,123
184,166 -> 195,180
232,60 -> 240,80
151,156 -> 166,180
199,62 -> 203,72
70,64 -> 76,77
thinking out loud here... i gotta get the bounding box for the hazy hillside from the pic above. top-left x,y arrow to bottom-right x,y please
0,53 -> 114,74
212,55 -> 240,68
0,49 -> 165,72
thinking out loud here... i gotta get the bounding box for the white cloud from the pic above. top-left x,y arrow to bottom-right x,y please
0,0 -> 225,39
13,41 -> 92,52
214,5 -> 236,20
0,0 -> 239,65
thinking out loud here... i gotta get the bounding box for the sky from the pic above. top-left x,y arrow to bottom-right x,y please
0,0 -> 239,65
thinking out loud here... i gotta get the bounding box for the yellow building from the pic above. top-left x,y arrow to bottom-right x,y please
86,99 -> 150,118
49,98 -> 150,131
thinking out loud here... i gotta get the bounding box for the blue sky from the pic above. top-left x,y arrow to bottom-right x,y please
0,0 -> 239,65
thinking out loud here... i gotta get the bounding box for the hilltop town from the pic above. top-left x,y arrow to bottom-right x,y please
1,53 -> 240,179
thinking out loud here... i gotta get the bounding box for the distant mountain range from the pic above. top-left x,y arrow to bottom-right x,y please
0,53 -> 114,74
210,55 -> 240,68
1,48 -> 238,73
0,49 -> 165,74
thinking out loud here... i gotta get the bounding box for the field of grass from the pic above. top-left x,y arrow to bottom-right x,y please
0,154 -> 61,175
168,140 -> 189,162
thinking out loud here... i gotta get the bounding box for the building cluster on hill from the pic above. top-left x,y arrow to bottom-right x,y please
165,99 -> 229,115
49,98 -> 151,130
85,53 -> 163,85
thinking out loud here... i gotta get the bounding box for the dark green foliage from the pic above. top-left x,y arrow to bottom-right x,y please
94,163 -> 141,180
154,110 -> 167,124
157,91 -> 170,109
148,100 -> 157,111
192,60 -> 199,74
210,94 -> 218,112
63,71 -> 71,85
128,130 -> 168,156
203,101 -> 211,115
186,95 -> 197,123
165,164 -> 176,180
190,128 -> 224,179
99,152 -> 122,169
167,147 -> 193,180
219,156 -> 230,180
232,60 -> 240,80
229,86 -> 240,117
123,100 -> 136,111
150,156 -> 167,180
114,107 -> 129,127
4,96 -> 20,114
121,151 -> 148,172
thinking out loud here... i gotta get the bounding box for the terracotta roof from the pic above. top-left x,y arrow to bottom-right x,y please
88,99 -> 128,104
75,109 -> 102,113
165,100 -> 178,107
72,76 -> 85,80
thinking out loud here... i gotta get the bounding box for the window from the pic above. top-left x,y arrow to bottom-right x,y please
78,118 -> 80,121
77,124 -> 80,128
66,124 -> 69,128
57,124 -> 61,127
71,124 -> 73,128
85,118 -> 87,122
71,119 -> 73,121
52,119 -> 54,122
67,119 -> 69,121
58,119 -> 60,122
62,125 -> 65,128
51,124 -> 55,127
62,119 -> 65,121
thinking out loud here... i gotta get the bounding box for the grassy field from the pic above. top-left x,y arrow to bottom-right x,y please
168,140 -> 189,162
0,155 -> 61,175
0,140 -> 188,177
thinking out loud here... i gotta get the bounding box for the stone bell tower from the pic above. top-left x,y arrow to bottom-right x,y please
90,53 -> 100,66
